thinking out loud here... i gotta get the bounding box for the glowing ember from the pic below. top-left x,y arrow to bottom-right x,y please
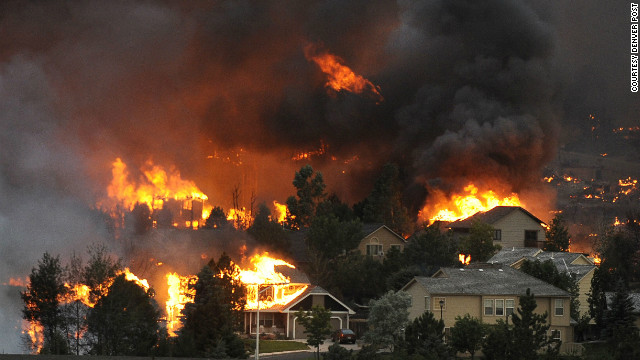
421,183 -> 522,223
458,254 -> 471,265
591,255 -> 602,265
613,217 -> 622,226
304,44 -> 383,102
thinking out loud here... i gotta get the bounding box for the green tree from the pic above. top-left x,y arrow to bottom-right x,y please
307,214 -> 363,259
544,214 -> 570,252
588,266 -> 609,331
83,244 -> 121,305
404,224 -> 457,271
520,259 -> 580,320
21,252 -> 68,354
179,254 -> 246,358
364,291 -> 411,352
326,253 -> 386,304
286,164 -> 327,228
247,203 -> 289,254
450,314 -> 485,359
295,305 -> 332,360
324,342 -> 354,360
128,202 -> 152,235
482,319 -> 511,360
510,288 -> 559,360
205,206 -> 228,229
358,163 -> 414,235
62,252 -> 89,355
602,280 -> 640,358
459,222 -> 501,262
86,274 -> 159,355
405,310 -> 451,359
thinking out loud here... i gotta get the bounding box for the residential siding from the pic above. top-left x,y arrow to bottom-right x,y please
577,270 -> 594,317
403,284 -> 573,346
493,210 -> 545,249
357,227 -> 405,259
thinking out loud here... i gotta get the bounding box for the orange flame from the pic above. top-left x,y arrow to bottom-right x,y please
22,321 -> 44,353
163,253 -> 308,336
591,255 -> 602,265
98,158 -> 212,227
60,268 -> 150,308
304,44 -> 383,102
165,272 -> 197,337
273,201 -> 288,224
458,254 -> 471,265
421,183 -> 522,223
227,208 -> 253,229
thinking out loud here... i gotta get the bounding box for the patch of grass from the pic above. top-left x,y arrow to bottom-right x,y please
243,339 -> 310,354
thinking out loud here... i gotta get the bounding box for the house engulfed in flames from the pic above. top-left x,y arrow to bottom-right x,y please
242,265 -> 355,340
164,254 -> 355,340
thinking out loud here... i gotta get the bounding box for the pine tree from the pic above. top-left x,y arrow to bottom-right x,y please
21,252 -> 68,354
510,288 -> 559,360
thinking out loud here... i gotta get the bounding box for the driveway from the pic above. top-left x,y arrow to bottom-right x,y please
259,339 -> 361,360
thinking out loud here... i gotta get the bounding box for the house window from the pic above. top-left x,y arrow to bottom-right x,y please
366,244 -> 383,256
258,313 -> 274,328
434,297 -> 446,311
484,299 -> 494,316
390,244 -> 402,252
505,299 -> 515,316
424,296 -> 431,311
495,299 -> 504,316
494,229 -> 502,241
550,329 -> 561,341
554,299 -> 564,316
524,230 -> 538,247
444,327 -> 451,343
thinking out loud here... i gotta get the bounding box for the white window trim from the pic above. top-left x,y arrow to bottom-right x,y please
554,299 -> 564,316
495,299 -> 505,316
505,299 -> 515,316
424,296 -> 431,311
550,329 -> 561,340
484,299 -> 494,316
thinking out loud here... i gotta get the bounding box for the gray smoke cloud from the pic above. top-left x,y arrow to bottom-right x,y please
0,0 -> 634,352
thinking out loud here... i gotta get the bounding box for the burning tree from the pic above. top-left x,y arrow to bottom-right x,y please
21,252 -> 68,354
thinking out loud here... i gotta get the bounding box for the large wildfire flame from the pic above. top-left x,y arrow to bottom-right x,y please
61,268 -> 150,308
164,253 -> 307,337
421,183 -> 522,223
98,158 -> 212,228
304,44 -> 383,102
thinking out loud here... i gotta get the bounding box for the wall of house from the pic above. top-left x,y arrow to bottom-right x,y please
357,227 -> 405,259
404,284 -> 573,345
493,211 -> 546,249
577,270 -> 594,317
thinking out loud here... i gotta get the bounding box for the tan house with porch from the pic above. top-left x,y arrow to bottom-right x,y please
448,206 -> 548,249
401,264 -> 573,346
357,224 -> 406,259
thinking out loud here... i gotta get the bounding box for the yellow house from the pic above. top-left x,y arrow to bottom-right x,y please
401,265 -> 573,345
357,224 -> 406,259
448,206 -> 548,249
488,248 -> 597,318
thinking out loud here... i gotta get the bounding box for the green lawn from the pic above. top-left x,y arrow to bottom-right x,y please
244,339 -> 310,354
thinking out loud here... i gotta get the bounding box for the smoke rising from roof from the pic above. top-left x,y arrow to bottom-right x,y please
0,0 -> 634,353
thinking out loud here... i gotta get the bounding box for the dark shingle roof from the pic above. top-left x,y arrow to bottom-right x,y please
448,206 -> 546,229
488,248 -> 541,265
405,266 -> 570,297
605,292 -> 640,313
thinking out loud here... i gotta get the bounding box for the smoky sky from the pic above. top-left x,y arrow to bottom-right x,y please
0,0 -> 636,352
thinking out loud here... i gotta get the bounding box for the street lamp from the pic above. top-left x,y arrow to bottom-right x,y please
439,299 -> 444,321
